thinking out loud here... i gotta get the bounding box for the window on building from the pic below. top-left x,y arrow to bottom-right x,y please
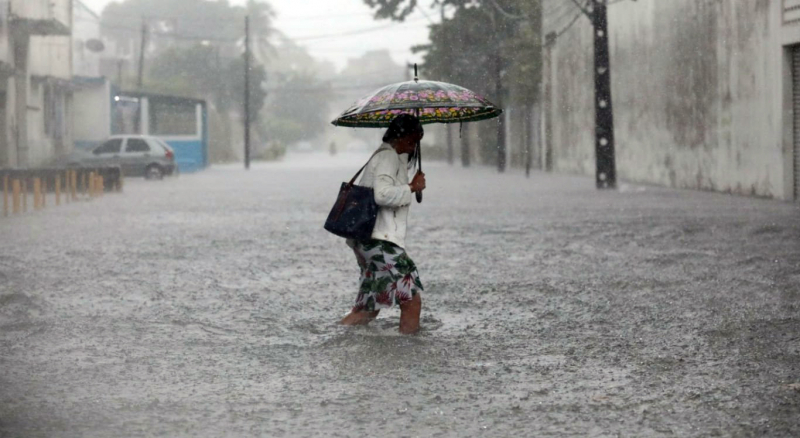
150,101 -> 197,136
125,138 -> 151,153
94,138 -> 123,155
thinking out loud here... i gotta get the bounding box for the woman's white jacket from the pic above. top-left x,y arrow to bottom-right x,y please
351,143 -> 413,249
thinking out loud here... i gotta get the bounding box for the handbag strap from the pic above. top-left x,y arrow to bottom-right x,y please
347,148 -> 385,186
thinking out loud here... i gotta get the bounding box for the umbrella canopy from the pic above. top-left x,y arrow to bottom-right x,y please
331,80 -> 502,128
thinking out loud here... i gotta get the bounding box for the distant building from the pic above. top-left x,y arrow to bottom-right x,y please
542,0 -> 800,201
73,0 -> 102,78
0,0 -> 72,168
71,0 -> 113,151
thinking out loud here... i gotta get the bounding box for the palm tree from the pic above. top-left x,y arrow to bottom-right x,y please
245,0 -> 276,64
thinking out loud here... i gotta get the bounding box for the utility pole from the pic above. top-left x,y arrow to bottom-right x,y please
563,0 -> 617,188
591,0 -> 616,188
117,59 -> 124,88
441,3 -> 454,166
244,15 -> 251,170
490,4 -> 506,173
137,18 -> 147,89
495,50 -> 506,173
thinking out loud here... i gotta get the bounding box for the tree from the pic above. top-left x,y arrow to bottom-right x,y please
101,0 -> 273,43
101,0 -> 280,162
146,43 -> 267,116
263,71 -> 333,146
365,0 -> 542,170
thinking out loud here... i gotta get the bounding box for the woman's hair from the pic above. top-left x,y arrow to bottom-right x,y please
383,114 -> 423,169
382,114 -> 423,144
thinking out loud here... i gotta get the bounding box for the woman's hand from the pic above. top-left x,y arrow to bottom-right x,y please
409,171 -> 426,193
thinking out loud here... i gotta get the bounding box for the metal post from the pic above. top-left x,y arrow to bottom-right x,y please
2,175 -> 8,217
441,4 -> 454,166
592,0 -> 616,188
543,32 -> 556,172
137,18 -> 147,89
461,123 -> 470,167
244,15 -> 251,170
524,104 -> 532,177
446,124 -> 454,165
495,51 -> 506,173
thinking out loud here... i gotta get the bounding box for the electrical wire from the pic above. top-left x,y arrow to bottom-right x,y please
544,0 -> 585,36
89,15 -> 428,44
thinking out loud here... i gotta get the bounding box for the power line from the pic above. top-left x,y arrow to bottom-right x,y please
545,0 -> 632,41
553,8 -> 584,38
291,17 -> 428,41
92,16 -> 428,44
545,3 -> 584,35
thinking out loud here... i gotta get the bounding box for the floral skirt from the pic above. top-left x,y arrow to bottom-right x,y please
351,239 -> 423,312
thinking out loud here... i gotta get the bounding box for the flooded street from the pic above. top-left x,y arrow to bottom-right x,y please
1,152 -> 799,437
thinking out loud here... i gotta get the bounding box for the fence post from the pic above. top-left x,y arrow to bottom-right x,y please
55,174 -> 61,206
71,171 -> 77,201
3,175 -> 8,217
33,178 -> 41,209
41,176 -> 46,208
21,179 -> 27,212
12,179 -> 20,214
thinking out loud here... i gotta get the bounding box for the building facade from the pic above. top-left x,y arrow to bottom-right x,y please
0,0 -> 72,168
542,0 -> 800,201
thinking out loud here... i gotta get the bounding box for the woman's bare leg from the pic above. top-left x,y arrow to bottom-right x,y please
340,310 -> 380,326
399,293 -> 422,334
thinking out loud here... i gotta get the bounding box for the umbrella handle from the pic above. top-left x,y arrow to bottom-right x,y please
415,140 -> 422,203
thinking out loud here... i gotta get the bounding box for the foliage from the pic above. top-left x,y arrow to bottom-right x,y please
101,0 -> 273,51
263,71 -> 333,146
146,44 -> 267,116
365,0 -> 542,103
102,0 -> 286,162
365,0 -> 542,167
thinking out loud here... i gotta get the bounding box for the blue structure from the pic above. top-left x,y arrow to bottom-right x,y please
112,92 -> 208,173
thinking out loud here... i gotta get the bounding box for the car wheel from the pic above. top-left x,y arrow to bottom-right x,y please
145,164 -> 164,180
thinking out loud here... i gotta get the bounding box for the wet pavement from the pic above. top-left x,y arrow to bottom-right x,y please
1,152 -> 799,437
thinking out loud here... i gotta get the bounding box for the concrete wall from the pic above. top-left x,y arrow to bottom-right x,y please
0,4 -> 11,66
72,79 -> 110,147
72,0 -> 101,77
543,0 -> 798,200
30,36 -> 72,79
11,0 -> 71,29
27,79 -> 73,166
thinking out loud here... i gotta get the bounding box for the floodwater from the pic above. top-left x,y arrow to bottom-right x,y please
1,152 -> 799,437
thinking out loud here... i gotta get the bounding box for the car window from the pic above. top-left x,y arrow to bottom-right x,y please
93,139 -> 123,155
125,138 -> 151,153
153,138 -> 173,152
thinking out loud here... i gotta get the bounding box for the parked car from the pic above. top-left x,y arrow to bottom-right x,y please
58,135 -> 176,179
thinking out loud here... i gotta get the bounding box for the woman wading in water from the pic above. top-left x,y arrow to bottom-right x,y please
339,114 -> 426,334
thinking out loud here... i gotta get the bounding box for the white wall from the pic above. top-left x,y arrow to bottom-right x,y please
72,80 -> 110,143
72,0 -> 101,77
0,4 -> 11,66
27,80 -> 50,166
543,0 -> 797,199
10,0 -> 71,29
30,36 -> 72,79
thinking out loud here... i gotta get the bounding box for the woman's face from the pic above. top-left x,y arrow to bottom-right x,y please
394,130 -> 423,155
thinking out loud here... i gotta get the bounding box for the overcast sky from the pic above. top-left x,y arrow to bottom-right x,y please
80,0 -> 437,71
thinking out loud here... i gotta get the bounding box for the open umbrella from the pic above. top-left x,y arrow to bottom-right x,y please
331,65 -> 502,203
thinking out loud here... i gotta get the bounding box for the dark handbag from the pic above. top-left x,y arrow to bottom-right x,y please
323,152 -> 380,240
